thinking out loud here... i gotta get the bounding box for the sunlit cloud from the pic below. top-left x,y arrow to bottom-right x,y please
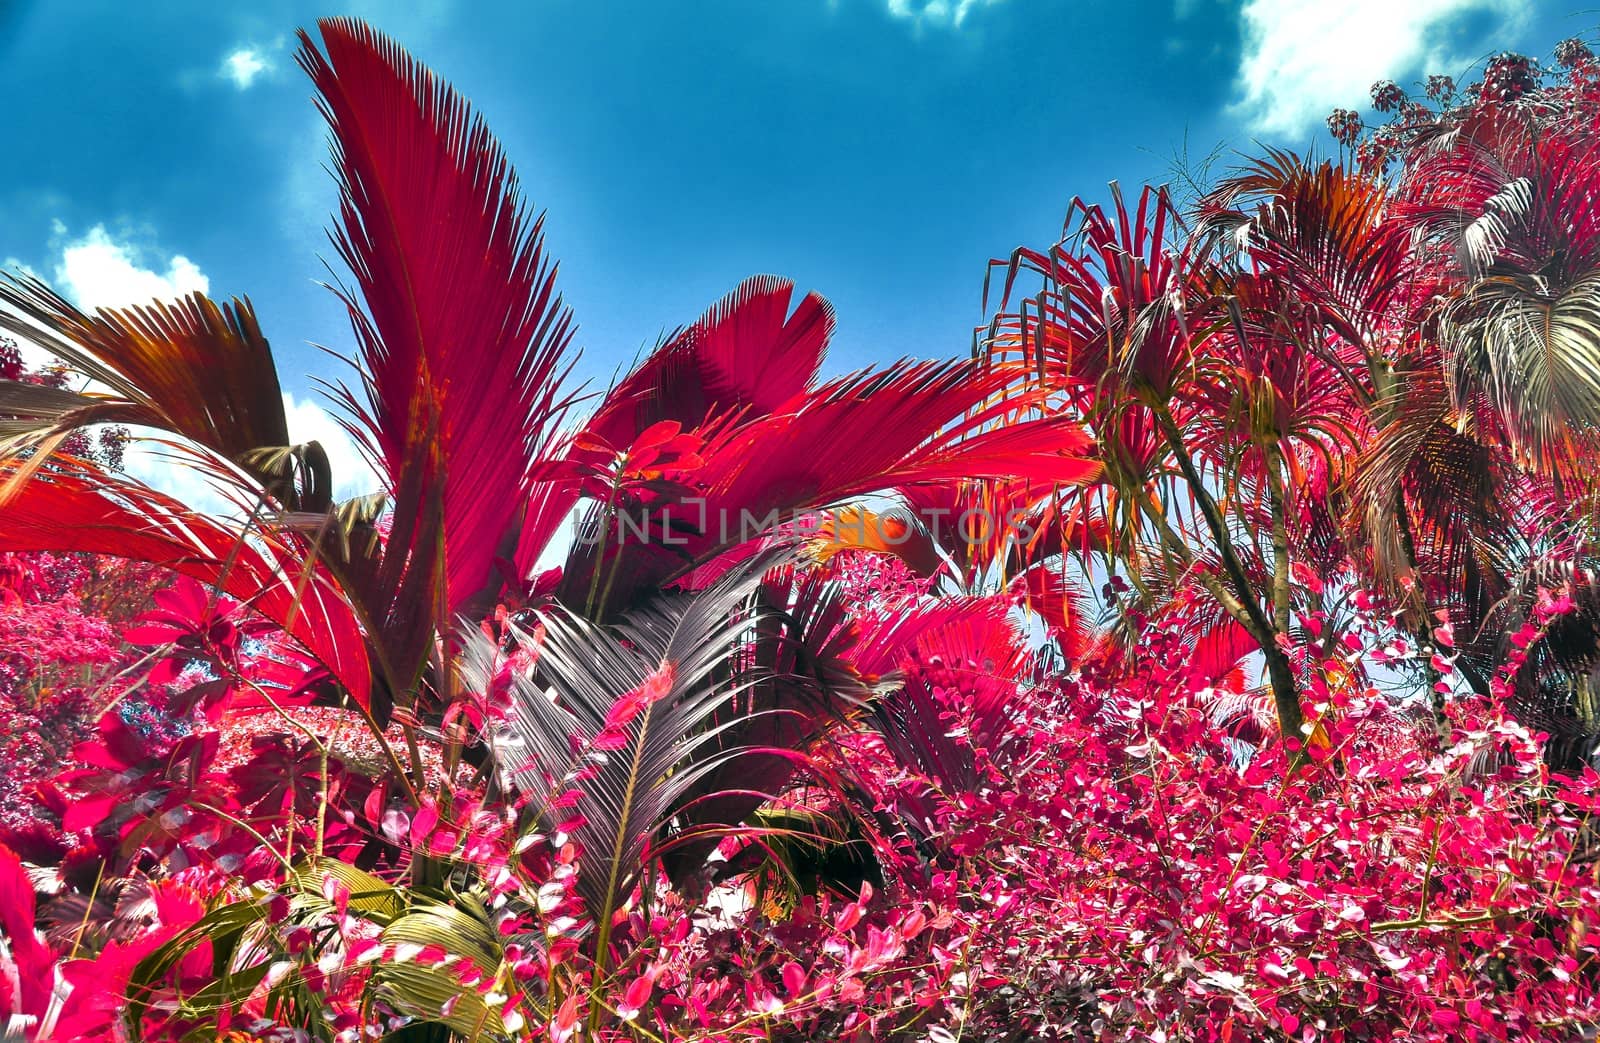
882,0 -> 1005,30
1229,0 -> 1526,136
221,46 -> 272,90
51,223 -> 208,310
7,224 -> 378,511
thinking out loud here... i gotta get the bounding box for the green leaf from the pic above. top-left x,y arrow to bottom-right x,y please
300,856 -> 407,922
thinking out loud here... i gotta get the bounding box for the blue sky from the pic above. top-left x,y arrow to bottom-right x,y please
0,0 -> 1590,492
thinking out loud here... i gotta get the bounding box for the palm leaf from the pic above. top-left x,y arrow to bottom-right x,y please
372,897 -> 509,1038
558,359 -> 1097,617
985,184 -> 1192,398
475,552 -> 795,926
0,278 -> 303,503
124,897 -> 274,1036
1441,271 -> 1600,460
0,461 -> 372,707
658,566 -> 878,882
1196,148 -> 1412,349
298,17 -> 579,617
584,274 -> 832,450
371,963 -> 509,1040
862,597 -> 1030,800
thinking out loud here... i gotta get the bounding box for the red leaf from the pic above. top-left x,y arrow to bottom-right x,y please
299,18 -> 579,612
617,971 -> 655,1020
584,275 -> 832,450
782,961 -> 807,997
0,464 -> 371,707
410,801 -> 440,848
0,844 -> 53,1021
1011,565 -> 1089,659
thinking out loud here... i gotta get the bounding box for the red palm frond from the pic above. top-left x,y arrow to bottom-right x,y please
1202,272 -> 1368,446
1393,108 -> 1600,460
1185,617 -> 1259,692
862,596 -> 1030,786
895,478 -> 1083,581
894,481 -> 994,576
1198,149 -> 1414,347
699,362 -> 1095,504
585,275 -> 831,450
1011,564 -> 1090,660
0,462 -> 371,707
560,360 -> 1096,615
1397,112 -> 1600,281
986,184 -> 1192,398
1347,365 -> 1505,608
299,17 -> 578,615
539,275 -> 834,596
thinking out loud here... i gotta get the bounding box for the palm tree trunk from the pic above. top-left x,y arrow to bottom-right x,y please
1149,403 -> 1304,742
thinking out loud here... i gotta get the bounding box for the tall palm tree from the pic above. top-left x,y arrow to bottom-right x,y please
1146,56 -> 1600,762
980,183 -> 1349,745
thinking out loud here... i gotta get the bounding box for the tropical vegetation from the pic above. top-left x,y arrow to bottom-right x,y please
5,17 -> 1600,1042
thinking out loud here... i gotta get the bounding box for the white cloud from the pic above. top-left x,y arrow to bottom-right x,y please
1230,0 -> 1526,137
52,225 -> 208,311
221,46 -> 272,89
884,0 -> 1003,29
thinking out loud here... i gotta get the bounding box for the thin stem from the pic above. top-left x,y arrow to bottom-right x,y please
1149,401 -> 1275,642
1149,400 -> 1304,742
1263,443 -> 1294,636
584,480 -> 621,619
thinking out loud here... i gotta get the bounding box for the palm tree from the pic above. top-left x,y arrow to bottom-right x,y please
980,183 -> 1347,746
1070,50 -> 1600,764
